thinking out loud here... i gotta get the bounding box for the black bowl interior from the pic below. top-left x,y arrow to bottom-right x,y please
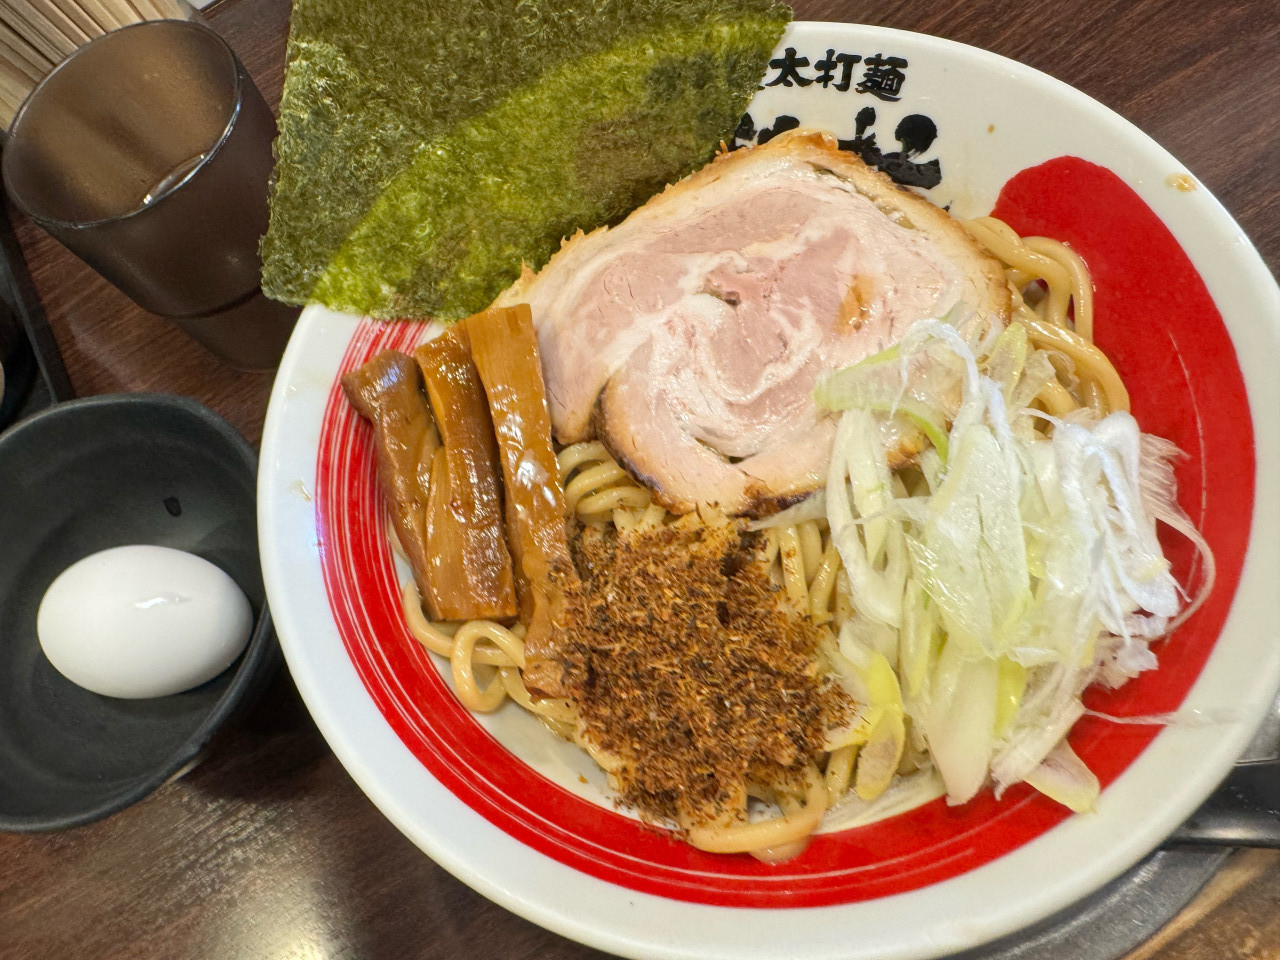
0,394 -> 275,831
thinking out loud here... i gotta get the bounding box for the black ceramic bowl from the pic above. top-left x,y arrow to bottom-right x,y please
0,393 -> 277,831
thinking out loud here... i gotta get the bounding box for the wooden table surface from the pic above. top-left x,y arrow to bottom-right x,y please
1,1 -> 1277,958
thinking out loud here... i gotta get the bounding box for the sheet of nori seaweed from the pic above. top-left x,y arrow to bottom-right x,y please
260,0 -> 791,321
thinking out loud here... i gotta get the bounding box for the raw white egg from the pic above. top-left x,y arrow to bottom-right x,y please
37,545 -> 253,699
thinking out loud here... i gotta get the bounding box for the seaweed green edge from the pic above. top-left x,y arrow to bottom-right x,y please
308,15 -> 788,321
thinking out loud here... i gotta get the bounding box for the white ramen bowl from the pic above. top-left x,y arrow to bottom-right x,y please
259,21 -> 1280,960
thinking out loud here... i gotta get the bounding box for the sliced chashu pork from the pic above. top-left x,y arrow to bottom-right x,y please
497,129 -> 1009,515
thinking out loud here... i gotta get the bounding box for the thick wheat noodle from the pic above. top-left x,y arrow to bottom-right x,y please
972,216 -> 1092,333
556,440 -> 611,481
403,581 -> 521,708
401,581 -> 583,726
966,216 -> 1122,415
965,218 -> 1073,327
683,766 -> 829,854
1035,377 -> 1079,417
401,584 -> 462,655
559,442 -> 652,522
835,576 -> 854,625
1081,379 -> 1106,417
798,520 -> 824,582
565,461 -> 631,512
614,501 -> 667,532
579,483 -> 651,516
985,249 -> 1087,416
1004,266 -> 1036,290
498,668 -> 579,736
776,525 -> 809,615
761,790 -> 825,862
451,621 -> 518,711
1002,296 -> 1086,417
1024,236 -> 1094,341
401,583 -> 521,664
768,520 -> 844,626
808,540 -> 842,624
1021,314 -> 1130,413
825,743 -> 855,799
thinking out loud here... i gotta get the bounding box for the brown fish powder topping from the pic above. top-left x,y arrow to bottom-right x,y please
555,517 -> 850,828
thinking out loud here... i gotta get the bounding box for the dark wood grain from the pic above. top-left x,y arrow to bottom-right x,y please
1,1 -> 1277,958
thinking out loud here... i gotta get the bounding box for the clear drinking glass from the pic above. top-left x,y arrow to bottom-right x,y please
1,19 -> 297,370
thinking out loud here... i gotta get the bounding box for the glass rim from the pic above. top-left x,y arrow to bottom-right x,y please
1,19 -> 246,233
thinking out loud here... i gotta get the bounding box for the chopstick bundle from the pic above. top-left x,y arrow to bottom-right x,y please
0,0 -> 189,125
